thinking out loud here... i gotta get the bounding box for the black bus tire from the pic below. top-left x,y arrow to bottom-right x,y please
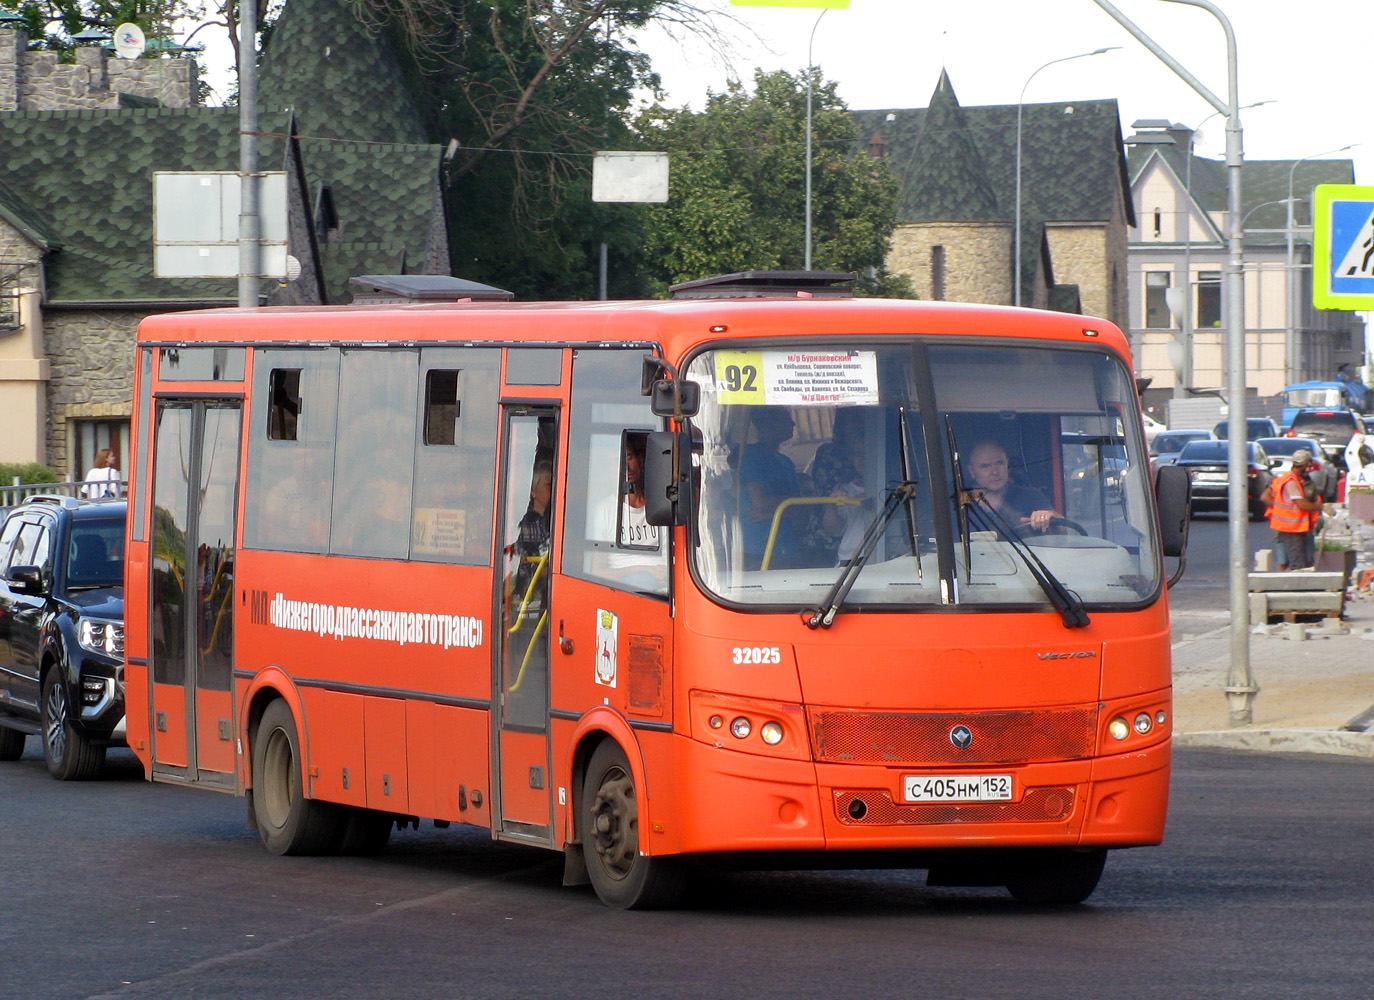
334,807 -> 393,855
251,699 -> 341,855
1006,847 -> 1107,904
581,740 -> 685,910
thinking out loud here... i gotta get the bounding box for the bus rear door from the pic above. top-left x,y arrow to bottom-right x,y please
148,398 -> 241,789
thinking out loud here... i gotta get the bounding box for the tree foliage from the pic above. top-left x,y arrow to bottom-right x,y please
7,1 -> 203,53
634,69 -> 911,297
355,0 -> 732,299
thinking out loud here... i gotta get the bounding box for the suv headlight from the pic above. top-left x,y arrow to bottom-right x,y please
78,619 -> 124,656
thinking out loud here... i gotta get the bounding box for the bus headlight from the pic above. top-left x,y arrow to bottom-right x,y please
1134,712 -> 1154,735
760,721 -> 784,745
1108,717 -> 1130,741
729,717 -> 752,739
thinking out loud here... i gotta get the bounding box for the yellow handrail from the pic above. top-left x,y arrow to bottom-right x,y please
508,610 -> 548,693
761,496 -> 862,570
507,552 -> 548,633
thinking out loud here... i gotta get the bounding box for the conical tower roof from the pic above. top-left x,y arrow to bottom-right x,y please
900,70 -> 1003,223
257,0 -> 428,145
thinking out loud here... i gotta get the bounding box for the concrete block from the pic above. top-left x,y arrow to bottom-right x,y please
1253,549 -> 1274,572
1249,592 -> 1269,625
1247,571 -> 1345,593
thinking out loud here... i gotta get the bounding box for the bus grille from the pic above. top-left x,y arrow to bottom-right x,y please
808,707 -> 1097,765
833,786 -> 1076,826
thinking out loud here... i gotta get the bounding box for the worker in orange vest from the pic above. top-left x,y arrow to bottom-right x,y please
1261,448 -> 1323,570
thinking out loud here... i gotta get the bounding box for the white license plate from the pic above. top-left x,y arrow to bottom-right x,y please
1193,472 -> 1226,482
902,774 -> 1013,803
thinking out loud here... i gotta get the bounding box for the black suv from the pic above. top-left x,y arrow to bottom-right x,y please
0,495 -> 126,779
1286,409 -> 1368,464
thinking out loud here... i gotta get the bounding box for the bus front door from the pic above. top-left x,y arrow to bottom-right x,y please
492,407 -> 557,845
148,399 -> 241,789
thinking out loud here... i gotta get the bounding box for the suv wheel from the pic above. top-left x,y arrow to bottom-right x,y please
42,670 -> 106,780
0,726 -> 25,761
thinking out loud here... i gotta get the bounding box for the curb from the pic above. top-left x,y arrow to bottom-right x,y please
1174,729 -> 1374,758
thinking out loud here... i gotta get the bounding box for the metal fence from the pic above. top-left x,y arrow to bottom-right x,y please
1,478 -> 128,510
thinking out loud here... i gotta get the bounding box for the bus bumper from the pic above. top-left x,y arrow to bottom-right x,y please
663,735 -> 1169,856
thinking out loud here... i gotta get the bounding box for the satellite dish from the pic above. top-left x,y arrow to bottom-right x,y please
113,23 -> 145,60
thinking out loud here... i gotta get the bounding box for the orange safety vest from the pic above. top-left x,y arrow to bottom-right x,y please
1266,470 -> 1317,533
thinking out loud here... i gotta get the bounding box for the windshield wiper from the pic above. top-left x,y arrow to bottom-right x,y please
806,480 -> 920,630
966,499 -> 1090,629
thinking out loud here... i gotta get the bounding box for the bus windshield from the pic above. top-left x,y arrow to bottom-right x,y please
686,340 -> 1160,611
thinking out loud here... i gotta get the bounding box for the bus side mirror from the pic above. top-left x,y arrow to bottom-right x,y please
641,355 -> 701,418
643,429 -> 691,526
1154,464 -> 1191,558
649,378 -> 700,418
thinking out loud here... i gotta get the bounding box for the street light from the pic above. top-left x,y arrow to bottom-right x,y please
1286,144 -> 1358,383
804,10 -> 827,272
1015,47 -> 1119,306
1092,0 -> 1253,726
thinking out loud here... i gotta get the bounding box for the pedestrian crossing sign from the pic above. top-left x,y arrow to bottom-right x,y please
1313,184 -> 1374,309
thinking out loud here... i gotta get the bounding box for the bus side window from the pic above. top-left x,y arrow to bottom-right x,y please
565,350 -> 668,597
329,349 -> 418,560
244,349 -> 340,553
412,349 -> 500,565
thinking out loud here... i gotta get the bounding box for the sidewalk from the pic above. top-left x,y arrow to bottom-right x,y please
1170,581 -> 1374,758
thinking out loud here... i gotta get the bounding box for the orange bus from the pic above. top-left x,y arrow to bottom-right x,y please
123,272 -> 1188,908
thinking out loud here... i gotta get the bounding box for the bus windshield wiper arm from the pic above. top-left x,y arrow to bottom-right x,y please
806,481 -> 919,630
967,499 -> 1090,629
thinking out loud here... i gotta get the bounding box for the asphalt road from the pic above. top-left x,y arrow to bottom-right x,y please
2,742 -> 1371,999
1169,512 -> 1277,611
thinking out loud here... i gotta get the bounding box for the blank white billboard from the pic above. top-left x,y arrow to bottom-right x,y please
153,171 -> 288,278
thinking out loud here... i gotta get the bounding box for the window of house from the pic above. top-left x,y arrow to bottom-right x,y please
931,245 -> 946,301
1152,208 -> 1162,238
1145,272 -> 1171,329
1196,271 -> 1222,328
71,419 -> 130,484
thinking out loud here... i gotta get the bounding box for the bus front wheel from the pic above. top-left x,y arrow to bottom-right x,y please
251,700 -> 341,855
581,740 -> 684,909
1005,847 -> 1107,904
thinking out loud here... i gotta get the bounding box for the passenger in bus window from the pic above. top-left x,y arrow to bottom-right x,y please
515,461 -> 554,559
807,408 -> 868,562
740,406 -> 801,568
967,439 -> 1059,532
591,435 -> 667,591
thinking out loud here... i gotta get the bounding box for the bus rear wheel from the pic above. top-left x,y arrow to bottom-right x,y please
581,741 -> 684,910
1005,848 -> 1107,904
251,700 -> 341,855
0,725 -> 25,761
334,807 -> 393,855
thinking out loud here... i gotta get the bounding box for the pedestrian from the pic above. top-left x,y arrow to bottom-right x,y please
80,449 -> 120,498
1261,448 -> 1323,570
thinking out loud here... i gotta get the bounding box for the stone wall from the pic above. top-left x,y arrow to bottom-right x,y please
887,222 -> 1013,304
0,28 -> 197,111
43,309 -> 140,474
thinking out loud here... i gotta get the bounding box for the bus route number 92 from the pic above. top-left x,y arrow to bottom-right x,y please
732,646 -> 781,665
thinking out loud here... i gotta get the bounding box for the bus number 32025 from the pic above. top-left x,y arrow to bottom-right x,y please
732,646 -> 781,664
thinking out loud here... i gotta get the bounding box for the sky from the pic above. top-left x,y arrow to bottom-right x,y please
190,0 -> 1371,182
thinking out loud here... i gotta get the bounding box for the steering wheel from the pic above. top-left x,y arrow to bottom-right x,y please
1013,515 -> 1088,537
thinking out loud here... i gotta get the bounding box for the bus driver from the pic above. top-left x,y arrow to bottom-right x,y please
967,439 -> 1060,533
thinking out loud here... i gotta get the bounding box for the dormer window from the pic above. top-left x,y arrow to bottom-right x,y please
1152,209 -> 1162,238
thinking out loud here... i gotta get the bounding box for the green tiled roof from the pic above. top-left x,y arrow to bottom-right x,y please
854,76 -> 1133,303
0,107 -> 277,304
0,0 -> 447,306
258,0 -> 428,146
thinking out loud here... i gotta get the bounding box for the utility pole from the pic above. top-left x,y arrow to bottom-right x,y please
1092,0 -> 1255,725
238,0 -> 260,308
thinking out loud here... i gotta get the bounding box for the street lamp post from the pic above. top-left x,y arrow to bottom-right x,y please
1286,145 -> 1357,383
804,10 -> 827,272
1093,0 -> 1254,726
1015,47 -> 1118,306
